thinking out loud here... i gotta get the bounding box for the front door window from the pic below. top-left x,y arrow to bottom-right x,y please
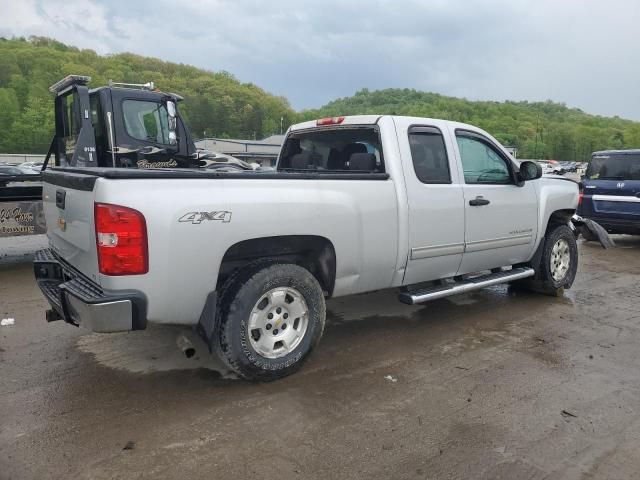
456,134 -> 511,184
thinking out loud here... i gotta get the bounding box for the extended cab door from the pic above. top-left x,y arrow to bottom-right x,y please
396,120 -> 465,285
453,129 -> 538,274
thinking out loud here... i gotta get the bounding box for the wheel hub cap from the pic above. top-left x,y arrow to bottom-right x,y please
248,287 -> 309,359
550,238 -> 571,282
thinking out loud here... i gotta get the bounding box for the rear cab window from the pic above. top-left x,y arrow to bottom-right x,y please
586,152 -> 640,180
278,127 -> 384,173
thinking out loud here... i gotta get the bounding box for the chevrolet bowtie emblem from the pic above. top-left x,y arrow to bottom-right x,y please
57,217 -> 66,231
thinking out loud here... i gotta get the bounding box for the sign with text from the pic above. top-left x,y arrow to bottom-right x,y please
0,201 -> 46,237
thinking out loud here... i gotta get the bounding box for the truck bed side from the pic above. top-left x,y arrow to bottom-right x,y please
43,169 -> 400,325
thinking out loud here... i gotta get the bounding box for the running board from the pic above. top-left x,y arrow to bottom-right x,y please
398,267 -> 535,305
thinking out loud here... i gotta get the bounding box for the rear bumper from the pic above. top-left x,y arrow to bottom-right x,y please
34,249 -> 147,332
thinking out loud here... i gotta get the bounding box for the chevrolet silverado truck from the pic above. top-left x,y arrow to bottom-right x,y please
35,115 -> 586,380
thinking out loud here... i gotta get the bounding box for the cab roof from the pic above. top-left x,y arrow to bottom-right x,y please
289,115 -> 492,139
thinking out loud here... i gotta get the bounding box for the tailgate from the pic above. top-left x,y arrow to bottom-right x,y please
42,170 -> 100,283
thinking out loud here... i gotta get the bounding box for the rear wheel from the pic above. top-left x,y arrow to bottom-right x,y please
214,262 -> 326,381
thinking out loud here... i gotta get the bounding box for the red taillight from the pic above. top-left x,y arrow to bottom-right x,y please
578,192 -> 584,206
94,203 -> 148,275
316,116 -> 345,126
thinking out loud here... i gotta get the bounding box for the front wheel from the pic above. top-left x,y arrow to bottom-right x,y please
214,263 -> 326,381
522,224 -> 579,295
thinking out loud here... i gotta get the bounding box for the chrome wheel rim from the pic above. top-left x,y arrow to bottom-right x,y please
550,239 -> 571,282
247,287 -> 309,359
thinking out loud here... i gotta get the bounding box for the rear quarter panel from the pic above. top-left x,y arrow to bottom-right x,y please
94,177 -> 399,325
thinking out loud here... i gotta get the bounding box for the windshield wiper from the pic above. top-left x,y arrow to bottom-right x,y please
599,176 -> 626,180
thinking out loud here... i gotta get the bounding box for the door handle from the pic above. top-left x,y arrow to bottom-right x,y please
55,189 -> 66,209
469,196 -> 490,206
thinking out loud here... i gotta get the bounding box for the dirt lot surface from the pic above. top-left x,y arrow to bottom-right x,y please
1,234 -> 640,479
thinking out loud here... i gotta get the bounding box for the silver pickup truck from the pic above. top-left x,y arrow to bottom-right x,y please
35,115 -> 583,380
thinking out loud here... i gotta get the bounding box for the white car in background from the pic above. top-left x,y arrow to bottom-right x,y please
18,162 -> 43,174
535,160 -> 564,175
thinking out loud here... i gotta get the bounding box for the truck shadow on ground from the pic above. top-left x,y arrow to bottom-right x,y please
73,282 -> 568,388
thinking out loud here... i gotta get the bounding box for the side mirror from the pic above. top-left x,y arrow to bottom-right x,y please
166,100 -> 178,146
518,160 -> 543,183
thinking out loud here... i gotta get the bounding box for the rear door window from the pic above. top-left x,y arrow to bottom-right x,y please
586,153 -> 640,180
408,127 -> 451,183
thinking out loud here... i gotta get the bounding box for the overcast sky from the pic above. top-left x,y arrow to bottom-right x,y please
1,0 -> 639,119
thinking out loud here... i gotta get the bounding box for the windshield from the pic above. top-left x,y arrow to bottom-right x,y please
586,153 -> 640,180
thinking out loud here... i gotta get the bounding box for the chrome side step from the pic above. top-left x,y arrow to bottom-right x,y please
398,267 -> 535,305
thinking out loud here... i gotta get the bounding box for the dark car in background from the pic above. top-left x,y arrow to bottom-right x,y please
578,149 -> 640,235
0,165 -> 25,187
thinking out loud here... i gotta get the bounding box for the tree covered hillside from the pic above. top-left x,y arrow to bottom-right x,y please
0,37 -> 295,153
1,37 -> 639,160
302,89 -> 640,161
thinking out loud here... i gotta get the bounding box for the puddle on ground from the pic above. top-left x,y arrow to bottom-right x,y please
76,325 -> 235,378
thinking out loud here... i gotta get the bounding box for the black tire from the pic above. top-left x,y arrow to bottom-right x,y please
214,262 -> 326,381
521,224 -> 578,295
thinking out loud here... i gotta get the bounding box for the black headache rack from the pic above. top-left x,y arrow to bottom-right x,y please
48,75 -> 96,169
45,74 -> 202,171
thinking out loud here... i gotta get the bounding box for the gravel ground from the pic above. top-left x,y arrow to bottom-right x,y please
1,234 -> 640,479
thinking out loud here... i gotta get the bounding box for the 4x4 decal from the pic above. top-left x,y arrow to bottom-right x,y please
179,211 -> 232,224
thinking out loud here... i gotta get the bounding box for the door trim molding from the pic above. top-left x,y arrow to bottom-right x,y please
411,242 -> 465,260
411,233 -> 533,259
464,233 -> 532,253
